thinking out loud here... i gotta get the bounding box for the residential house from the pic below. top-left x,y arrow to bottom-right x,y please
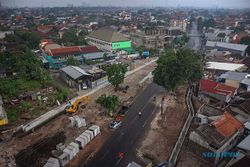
60,66 -> 90,90
189,112 -> 244,165
218,71 -> 250,91
199,79 -> 237,103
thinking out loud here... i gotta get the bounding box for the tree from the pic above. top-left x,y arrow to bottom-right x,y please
153,48 -> 203,91
62,28 -> 87,46
96,94 -> 119,116
203,18 -> 216,29
14,29 -> 40,49
105,64 -> 128,91
66,57 -> 80,66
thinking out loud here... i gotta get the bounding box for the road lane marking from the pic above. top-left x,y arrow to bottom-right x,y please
142,121 -> 148,127
101,150 -> 109,160
115,158 -> 122,166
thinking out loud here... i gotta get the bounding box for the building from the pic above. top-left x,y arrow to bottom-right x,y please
44,45 -> 102,69
204,28 -> 233,42
205,41 -> 249,57
86,28 -> 132,52
199,79 -> 237,103
170,19 -> 189,32
219,71 -> 250,90
0,31 -> 14,40
189,112 -> 244,165
60,66 -> 90,90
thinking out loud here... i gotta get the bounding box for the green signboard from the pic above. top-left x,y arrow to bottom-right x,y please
112,41 -> 131,50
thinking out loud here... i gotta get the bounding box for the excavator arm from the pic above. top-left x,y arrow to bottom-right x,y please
66,96 -> 90,113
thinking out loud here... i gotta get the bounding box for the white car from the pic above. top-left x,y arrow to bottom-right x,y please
110,120 -> 122,129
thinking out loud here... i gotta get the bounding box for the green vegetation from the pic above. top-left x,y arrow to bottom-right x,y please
153,48 -> 203,91
6,108 -> 17,123
14,29 -> 41,49
0,50 -> 51,97
54,86 -> 69,103
173,35 -> 189,47
62,28 -> 87,46
105,64 -> 128,91
96,94 -> 119,116
66,57 -> 80,66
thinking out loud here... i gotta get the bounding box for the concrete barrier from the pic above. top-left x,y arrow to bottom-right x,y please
85,130 -> 94,140
58,152 -> 70,167
43,157 -> 60,167
75,136 -> 86,149
88,125 -> 100,137
81,132 -> 91,143
69,142 -> 79,155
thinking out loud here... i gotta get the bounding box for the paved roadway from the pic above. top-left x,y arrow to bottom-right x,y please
81,83 -> 164,167
187,21 -> 202,51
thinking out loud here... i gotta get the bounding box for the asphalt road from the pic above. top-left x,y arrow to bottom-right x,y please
81,83 -> 164,167
187,21 -> 202,51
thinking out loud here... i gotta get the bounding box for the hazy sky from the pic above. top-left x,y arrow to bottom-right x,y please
1,0 -> 250,8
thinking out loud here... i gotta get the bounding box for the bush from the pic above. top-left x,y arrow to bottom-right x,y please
54,86 -> 69,102
96,94 -> 119,116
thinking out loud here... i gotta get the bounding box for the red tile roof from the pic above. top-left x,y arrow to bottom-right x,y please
50,46 -> 82,56
49,45 -> 100,56
199,79 -> 236,96
80,46 -> 99,53
212,112 -> 243,137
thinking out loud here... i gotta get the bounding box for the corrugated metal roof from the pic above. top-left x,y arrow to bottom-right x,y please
206,62 -> 245,71
237,135 -> 250,151
206,41 -> 248,52
61,66 -> 90,80
219,71 -> 248,81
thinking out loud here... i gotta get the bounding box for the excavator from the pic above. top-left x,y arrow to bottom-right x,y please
66,96 -> 90,113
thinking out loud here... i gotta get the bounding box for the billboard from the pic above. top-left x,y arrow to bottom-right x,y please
112,41 -> 131,50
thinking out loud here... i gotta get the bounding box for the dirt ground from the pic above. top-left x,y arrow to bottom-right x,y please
138,85 -> 188,164
0,58 -> 156,167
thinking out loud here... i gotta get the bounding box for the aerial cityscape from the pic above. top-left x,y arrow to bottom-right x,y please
0,0 -> 250,167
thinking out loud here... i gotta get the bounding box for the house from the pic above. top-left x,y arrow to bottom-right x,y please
189,112 -> 244,165
205,41 -> 249,57
40,39 -> 61,52
205,62 -> 247,79
44,45 -> 102,69
237,135 -> 250,154
199,79 -> 237,103
60,66 -> 90,90
0,31 -> 14,40
219,71 -> 250,90
86,28 -> 132,53
196,104 -> 224,125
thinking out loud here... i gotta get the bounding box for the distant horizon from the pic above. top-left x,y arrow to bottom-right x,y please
1,0 -> 250,9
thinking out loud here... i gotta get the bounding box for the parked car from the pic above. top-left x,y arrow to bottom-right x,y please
118,106 -> 129,116
110,120 -> 122,129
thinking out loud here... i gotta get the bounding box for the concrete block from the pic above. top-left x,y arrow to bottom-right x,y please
58,152 -> 70,167
69,117 -> 75,127
81,132 -> 91,143
69,142 -> 79,155
85,130 -> 94,140
74,116 -> 83,128
47,158 -> 60,167
89,125 -> 100,137
80,134 -> 89,146
75,137 -> 85,149
63,147 -> 74,160
56,143 -> 66,151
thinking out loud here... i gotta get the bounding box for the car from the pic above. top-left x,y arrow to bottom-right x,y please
82,83 -> 88,90
110,120 -> 122,129
118,106 -> 129,116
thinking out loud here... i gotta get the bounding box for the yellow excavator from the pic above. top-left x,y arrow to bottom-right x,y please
0,117 -> 8,126
66,96 -> 90,113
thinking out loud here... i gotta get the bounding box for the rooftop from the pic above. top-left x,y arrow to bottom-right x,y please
219,71 -> 248,81
87,28 -> 130,42
212,112 -> 243,138
199,79 -> 237,96
205,62 -> 246,71
49,46 -> 100,56
61,66 -> 90,80
206,41 -> 248,52
237,135 -> 250,151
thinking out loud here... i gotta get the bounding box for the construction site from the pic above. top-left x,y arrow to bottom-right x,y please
0,58 -> 158,167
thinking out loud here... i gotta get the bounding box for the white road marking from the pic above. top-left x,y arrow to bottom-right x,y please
142,121 -> 148,127
101,150 -> 109,160
115,158 -> 122,166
